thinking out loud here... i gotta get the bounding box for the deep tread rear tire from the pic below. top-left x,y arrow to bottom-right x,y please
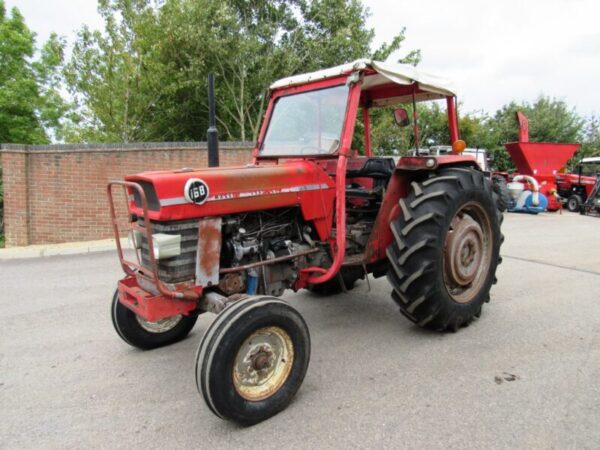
492,175 -> 511,212
387,168 -> 503,331
111,291 -> 197,350
196,296 -> 310,425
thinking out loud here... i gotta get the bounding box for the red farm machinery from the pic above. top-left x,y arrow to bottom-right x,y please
556,156 -> 600,212
108,60 -> 504,425
497,112 -> 581,213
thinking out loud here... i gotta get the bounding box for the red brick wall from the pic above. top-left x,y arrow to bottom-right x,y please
0,142 -> 254,247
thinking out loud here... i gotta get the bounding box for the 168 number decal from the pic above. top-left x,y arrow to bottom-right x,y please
184,178 -> 210,205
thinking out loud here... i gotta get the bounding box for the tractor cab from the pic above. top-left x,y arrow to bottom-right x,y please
256,59 -> 465,161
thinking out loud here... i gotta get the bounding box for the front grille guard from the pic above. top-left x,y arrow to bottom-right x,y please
107,181 -> 197,301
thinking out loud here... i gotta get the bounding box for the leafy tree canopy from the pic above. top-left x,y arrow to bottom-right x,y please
367,96 -> 589,171
64,0 -> 419,143
0,0 -> 67,144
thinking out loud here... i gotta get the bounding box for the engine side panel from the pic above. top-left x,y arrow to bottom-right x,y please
126,160 -> 336,240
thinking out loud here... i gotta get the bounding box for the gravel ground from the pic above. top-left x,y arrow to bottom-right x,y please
1,212 -> 599,449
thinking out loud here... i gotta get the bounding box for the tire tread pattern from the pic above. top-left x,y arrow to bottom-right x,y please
387,168 -> 504,331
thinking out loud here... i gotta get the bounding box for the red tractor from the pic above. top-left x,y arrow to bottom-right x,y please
108,59 -> 504,425
556,157 -> 600,212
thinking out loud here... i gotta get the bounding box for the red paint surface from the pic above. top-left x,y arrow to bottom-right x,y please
126,161 -> 336,239
504,142 -> 580,179
118,276 -> 197,322
556,173 -> 598,197
517,112 -> 530,142
447,96 -> 459,144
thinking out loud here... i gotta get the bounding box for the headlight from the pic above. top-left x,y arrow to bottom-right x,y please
152,233 -> 181,259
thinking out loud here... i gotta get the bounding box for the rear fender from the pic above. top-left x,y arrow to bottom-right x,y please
363,156 -> 480,264
397,155 -> 480,171
363,169 -> 408,264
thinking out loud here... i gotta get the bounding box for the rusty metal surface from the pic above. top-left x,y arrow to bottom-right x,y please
218,273 -> 246,295
195,217 -> 222,288
199,291 -> 228,314
219,248 -> 320,274
232,326 -> 295,402
443,202 -> 493,304
108,180 -> 199,323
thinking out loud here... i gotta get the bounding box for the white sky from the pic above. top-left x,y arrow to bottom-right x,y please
6,0 -> 600,117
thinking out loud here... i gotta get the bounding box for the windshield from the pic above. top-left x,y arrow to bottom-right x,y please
581,162 -> 600,177
260,84 -> 349,156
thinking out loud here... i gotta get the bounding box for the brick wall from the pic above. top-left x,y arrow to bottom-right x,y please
0,142 -> 254,247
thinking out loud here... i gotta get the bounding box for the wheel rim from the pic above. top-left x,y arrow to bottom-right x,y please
232,326 -> 294,402
443,202 -> 493,304
135,314 -> 183,333
568,199 -> 577,210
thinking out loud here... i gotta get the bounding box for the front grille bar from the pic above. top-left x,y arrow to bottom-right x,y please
107,180 -> 198,300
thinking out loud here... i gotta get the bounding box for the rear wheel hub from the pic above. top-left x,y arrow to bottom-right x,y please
444,203 -> 493,304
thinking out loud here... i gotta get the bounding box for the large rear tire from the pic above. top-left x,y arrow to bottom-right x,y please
196,296 -> 310,425
386,168 -> 503,331
111,291 -> 197,350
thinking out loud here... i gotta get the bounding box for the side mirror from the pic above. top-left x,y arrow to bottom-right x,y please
393,108 -> 410,127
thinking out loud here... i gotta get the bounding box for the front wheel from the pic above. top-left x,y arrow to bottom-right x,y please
111,291 -> 197,350
567,194 -> 583,212
386,167 -> 503,331
196,296 -> 310,425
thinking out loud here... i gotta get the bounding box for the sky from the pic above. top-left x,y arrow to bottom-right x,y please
6,0 -> 600,117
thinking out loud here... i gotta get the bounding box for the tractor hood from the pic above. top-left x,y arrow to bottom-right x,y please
125,161 -> 336,223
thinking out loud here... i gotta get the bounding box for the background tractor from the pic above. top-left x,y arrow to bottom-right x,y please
108,59 -> 504,425
556,156 -> 600,212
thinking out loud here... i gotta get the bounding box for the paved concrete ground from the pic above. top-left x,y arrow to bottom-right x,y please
1,212 -> 599,449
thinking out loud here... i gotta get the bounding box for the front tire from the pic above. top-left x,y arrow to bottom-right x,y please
111,291 -> 197,350
196,296 -> 310,425
386,168 -> 503,331
567,194 -> 583,212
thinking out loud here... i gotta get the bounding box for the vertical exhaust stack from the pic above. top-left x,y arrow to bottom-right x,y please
207,73 -> 219,167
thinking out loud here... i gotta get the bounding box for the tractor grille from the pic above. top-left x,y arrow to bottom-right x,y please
138,218 -> 199,283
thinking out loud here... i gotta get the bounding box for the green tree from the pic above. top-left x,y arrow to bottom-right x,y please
578,115 -> 600,160
64,0 -> 164,142
368,101 -> 485,157
480,96 -> 584,171
0,1 -> 67,144
65,0 -> 419,143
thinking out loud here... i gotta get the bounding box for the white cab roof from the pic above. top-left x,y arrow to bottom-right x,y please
582,157 -> 600,164
270,58 -> 457,102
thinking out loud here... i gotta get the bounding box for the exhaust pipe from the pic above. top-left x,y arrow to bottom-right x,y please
207,73 -> 219,167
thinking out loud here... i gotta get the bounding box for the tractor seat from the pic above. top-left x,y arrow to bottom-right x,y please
346,157 -> 395,179
345,157 -> 395,201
